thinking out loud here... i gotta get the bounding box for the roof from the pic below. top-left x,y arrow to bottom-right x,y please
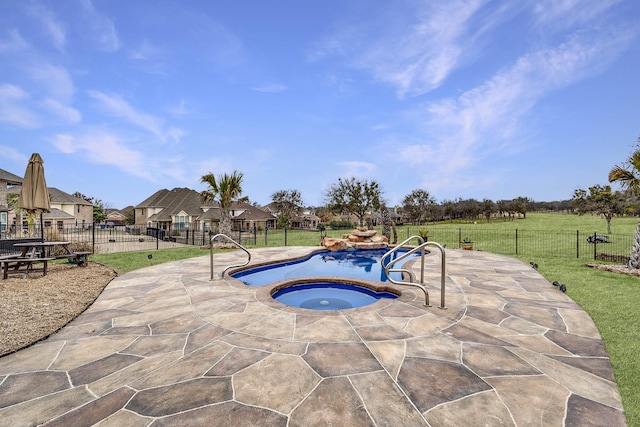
47,187 -> 93,205
292,213 -> 321,221
42,207 -> 75,220
233,203 -> 277,221
141,188 -> 216,222
137,188 -> 275,223
7,186 -> 93,205
0,169 -> 23,185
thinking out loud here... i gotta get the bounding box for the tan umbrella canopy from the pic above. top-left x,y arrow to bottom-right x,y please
18,153 -> 51,214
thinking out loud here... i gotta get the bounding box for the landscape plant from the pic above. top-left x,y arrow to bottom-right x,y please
199,170 -> 247,237
609,145 -> 640,268
325,177 -> 382,227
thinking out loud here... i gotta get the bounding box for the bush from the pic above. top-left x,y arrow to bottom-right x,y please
329,220 -> 353,229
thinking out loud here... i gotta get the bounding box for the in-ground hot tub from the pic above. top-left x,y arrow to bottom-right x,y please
271,280 -> 399,310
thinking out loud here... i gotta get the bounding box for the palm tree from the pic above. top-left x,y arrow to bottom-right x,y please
609,146 -> 640,268
200,170 -> 247,237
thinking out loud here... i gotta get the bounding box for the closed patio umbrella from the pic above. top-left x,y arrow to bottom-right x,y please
18,153 -> 50,240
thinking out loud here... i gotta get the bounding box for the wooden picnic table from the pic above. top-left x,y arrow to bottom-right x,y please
13,241 -> 91,266
1,241 -> 91,279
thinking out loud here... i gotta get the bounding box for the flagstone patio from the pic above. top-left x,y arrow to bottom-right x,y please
0,247 -> 625,426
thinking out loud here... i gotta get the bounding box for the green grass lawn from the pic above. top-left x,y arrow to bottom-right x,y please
92,212 -> 640,425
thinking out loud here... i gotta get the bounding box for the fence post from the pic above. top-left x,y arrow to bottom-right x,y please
92,222 -> 95,254
285,227 -> 288,246
265,227 -> 268,246
576,230 -> 579,258
515,229 -> 518,255
593,231 -> 597,261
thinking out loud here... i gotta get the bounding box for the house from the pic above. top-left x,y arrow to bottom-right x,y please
104,208 -> 128,226
6,185 -> 93,231
227,201 -> 277,231
291,210 -> 321,229
262,202 -> 320,229
135,187 -> 276,232
0,168 -> 23,232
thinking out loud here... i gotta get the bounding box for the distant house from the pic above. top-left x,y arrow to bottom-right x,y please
47,188 -> 94,228
6,186 -> 93,230
226,201 -> 277,231
291,210 -> 321,229
135,187 -> 276,232
104,208 -> 128,226
262,202 -> 320,229
0,168 -> 22,232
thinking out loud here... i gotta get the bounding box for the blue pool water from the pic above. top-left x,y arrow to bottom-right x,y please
272,282 -> 398,310
232,248 -> 419,287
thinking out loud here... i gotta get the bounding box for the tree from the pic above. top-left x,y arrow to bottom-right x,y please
200,170 -> 247,237
441,200 -> 456,223
325,177 -> 382,226
93,199 -> 107,223
72,192 -> 107,223
482,199 -> 496,222
271,189 -> 303,228
402,189 -> 435,224
512,197 -> 530,219
572,185 -> 624,234
571,188 -> 589,214
609,142 -> 640,268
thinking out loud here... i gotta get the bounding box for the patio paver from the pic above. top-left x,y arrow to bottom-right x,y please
0,247 -> 626,426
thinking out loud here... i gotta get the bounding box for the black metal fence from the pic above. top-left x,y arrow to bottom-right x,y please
0,223 -> 634,263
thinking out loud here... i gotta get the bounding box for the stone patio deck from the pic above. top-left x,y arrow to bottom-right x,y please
0,247 -> 625,426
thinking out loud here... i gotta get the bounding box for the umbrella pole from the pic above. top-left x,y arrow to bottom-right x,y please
40,213 -> 44,243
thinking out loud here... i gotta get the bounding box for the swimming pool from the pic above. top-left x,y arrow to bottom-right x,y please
272,281 -> 399,310
231,248 -> 419,286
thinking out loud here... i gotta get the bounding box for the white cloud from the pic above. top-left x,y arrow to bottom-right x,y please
398,26 -> 636,187
313,0 -> 493,97
49,131 -> 155,181
167,99 -> 189,117
533,0 -> 621,28
50,134 -> 76,153
250,83 -> 287,93
29,2 -> 66,51
0,83 -> 39,127
40,98 -> 81,124
28,63 -> 75,102
86,90 -> 168,140
80,0 -> 120,52
167,127 -> 186,143
0,30 -> 29,54
0,144 -> 28,163
336,161 -> 377,178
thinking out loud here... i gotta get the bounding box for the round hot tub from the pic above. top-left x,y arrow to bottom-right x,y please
271,281 -> 399,310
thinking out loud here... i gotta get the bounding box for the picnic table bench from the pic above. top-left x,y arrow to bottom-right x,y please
1,241 -> 92,280
13,242 -> 91,267
1,255 -> 55,279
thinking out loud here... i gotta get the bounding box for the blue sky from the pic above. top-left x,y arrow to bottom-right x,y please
1,1 -> 639,209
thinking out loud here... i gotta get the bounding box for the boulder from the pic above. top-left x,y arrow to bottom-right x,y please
355,242 -> 387,250
351,229 -> 377,238
322,228 -> 388,250
323,238 -> 349,251
370,235 -> 388,244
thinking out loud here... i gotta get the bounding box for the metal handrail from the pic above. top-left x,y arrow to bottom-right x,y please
209,234 -> 251,280
382,236 -> 446,309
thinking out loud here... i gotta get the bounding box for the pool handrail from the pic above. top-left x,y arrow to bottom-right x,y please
209,233 -> 251,280
382,236 -> 446,309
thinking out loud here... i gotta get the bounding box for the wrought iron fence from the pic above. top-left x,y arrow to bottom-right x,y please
0,222 -> 634,263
